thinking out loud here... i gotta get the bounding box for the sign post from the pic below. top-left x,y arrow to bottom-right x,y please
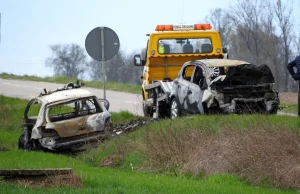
85,27 -> 120,99
100,27 -> 106,99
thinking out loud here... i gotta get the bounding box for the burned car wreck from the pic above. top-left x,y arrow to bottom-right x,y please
170,59 -> 280,118
18,83 -> 111,152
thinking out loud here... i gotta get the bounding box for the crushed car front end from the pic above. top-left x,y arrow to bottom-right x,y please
202,61 -> 280,114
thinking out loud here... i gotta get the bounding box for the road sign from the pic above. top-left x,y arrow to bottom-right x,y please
85,27 -> 120,99
85,27 -> 120,61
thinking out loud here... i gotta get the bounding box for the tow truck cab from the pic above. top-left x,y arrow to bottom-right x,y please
134,24 -> 227,117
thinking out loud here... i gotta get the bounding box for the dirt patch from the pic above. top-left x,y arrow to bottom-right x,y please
2,173 -> 83,188
0,147 -> 9,152
279,93 -> 298,104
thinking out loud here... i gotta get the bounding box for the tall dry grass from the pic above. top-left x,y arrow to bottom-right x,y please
144,121 -> 300,189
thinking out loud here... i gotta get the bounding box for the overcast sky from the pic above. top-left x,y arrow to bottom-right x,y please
0,0 -> 297,78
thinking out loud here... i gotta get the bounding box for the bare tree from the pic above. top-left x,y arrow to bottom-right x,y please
203,0 -> 298,92
87,49 -> 143,85
228,0 -> 269,64
45,43 -> 87,78
274,0 -> 295,92
204,8 -> 233,48
225,0 -> 298,91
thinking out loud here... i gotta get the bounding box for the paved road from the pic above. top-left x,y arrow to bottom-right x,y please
0,78 -> 297,117
0,78 -> 144,116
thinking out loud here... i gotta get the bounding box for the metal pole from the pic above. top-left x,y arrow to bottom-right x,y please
100,27 -> 106,99
298,81 -> 300,116
102,61 -> 106,99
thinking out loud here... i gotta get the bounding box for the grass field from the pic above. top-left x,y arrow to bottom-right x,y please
0,95 -> 299,193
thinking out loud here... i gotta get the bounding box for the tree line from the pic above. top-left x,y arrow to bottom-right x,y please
204,0 -> 300,92
45,0 -> 299,92
45,43 -> 143,85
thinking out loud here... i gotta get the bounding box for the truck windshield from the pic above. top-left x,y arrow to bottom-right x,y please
158,38 -> 212,54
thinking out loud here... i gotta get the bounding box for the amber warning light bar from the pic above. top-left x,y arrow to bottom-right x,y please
155,24 -> 212,31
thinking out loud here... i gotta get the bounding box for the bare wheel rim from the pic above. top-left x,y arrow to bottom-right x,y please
208,67 -> 220,77
171,100 -> 178,119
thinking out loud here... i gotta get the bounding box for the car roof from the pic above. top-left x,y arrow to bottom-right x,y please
196,59 -> 250,67
38,88 -> 95,103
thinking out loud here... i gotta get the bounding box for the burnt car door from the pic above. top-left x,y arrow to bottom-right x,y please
188,65 -> 207,114
175,64 -> 196,114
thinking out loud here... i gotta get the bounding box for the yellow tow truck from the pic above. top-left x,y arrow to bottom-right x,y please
133,23 -> 228,118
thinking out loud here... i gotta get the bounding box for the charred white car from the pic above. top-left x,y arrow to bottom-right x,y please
170,59 -> 279,118
18,83 -> 111,152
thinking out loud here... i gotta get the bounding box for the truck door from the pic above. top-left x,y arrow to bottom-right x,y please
188,65 -> 206,114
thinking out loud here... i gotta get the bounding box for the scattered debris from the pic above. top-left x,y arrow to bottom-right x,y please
109,118 -> 157,137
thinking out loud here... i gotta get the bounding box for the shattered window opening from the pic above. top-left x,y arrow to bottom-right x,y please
27,99 -> 42,118
182,65 -> 196,81
48,98 -> 100,122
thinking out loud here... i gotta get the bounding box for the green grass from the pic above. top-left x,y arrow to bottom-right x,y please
0,95 -> 27,132
77,114 -> 300,191
0,151 -> 295,194
279,103 -> 298,114
82,114 -> 300,166
111,110 -> 144,125
0,96 -> 299,193
0,72 -> 141,94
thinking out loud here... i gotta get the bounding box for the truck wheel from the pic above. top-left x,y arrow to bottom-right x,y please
143,103 -> 153,117
170,98 -> 180,119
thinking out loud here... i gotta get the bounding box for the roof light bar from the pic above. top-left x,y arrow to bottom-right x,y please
155,24 -> 212,31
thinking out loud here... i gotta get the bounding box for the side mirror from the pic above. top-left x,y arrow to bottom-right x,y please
222,48 -> 228,54
134,54 -> 144,66
98,99 -> 110,111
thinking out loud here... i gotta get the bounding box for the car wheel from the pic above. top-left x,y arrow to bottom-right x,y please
170,98 -> 181,119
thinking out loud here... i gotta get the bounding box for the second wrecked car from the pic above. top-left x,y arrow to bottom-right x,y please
18,82 -> 111,152
141,59 -> 280,118
170,59 -> 280,118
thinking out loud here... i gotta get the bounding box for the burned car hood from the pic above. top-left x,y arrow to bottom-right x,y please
217,64 -> 275,84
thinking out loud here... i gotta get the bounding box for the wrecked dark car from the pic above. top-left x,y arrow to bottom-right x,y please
18,83 -> 111,152
170,59 -> 280,118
